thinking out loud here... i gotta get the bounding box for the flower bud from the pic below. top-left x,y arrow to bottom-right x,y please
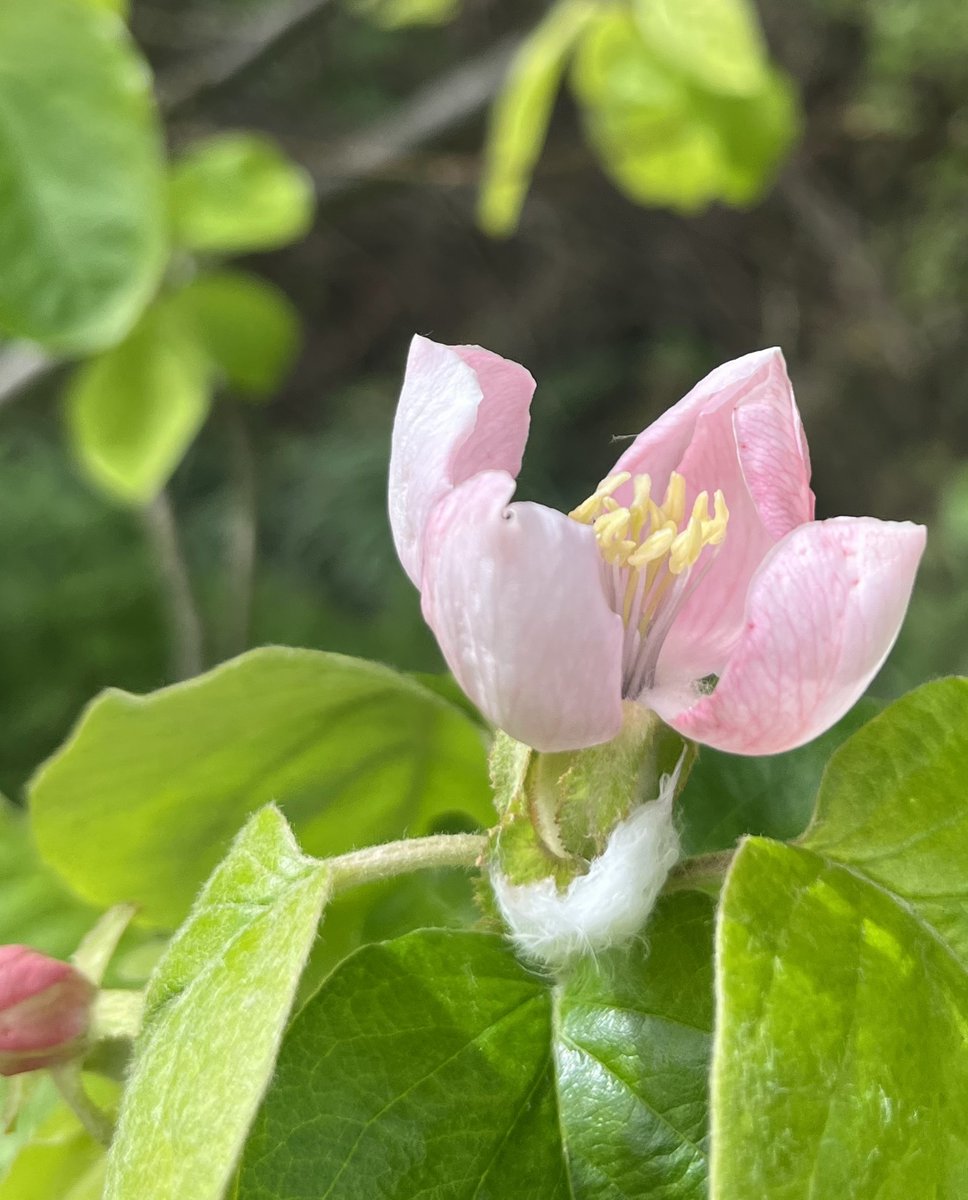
0,945 -> 95,1076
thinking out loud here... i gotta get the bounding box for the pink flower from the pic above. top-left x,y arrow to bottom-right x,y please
389,336 -> 925,755
0,945 -> 95,1076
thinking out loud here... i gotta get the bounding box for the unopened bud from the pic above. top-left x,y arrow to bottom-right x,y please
0,946 -> 95,1076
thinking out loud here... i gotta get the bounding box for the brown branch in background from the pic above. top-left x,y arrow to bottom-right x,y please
140,491 -> 205,681
157,0 -> 337,114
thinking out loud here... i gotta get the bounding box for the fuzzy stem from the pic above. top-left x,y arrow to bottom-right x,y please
327,833 -> 487,895
664,849 -> 734,894
49,1067 -> 114,1147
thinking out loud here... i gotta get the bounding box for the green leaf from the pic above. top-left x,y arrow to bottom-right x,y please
478,0 -> 597,237
803,678 -> 968,964
0,0 -> 165,351
239,929 -> 567,1200
0,799 -> 95,957
678,699 -> 880,856
238,894 -> 713,1198
30,647 -> 493,928
712,838 -> 968,1198
632,0 -> 768,96
0,1078 -> 116,1200
170,271 -> 300,398
65,298 -> 212,505
572,10 -> 797,214
169,134 -> 315,254
556,891 -> 715,1199
105,807 -> 331,1200
713,681 -> 968,1197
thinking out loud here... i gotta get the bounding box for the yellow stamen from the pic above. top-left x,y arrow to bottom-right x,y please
571,471 -> 730,638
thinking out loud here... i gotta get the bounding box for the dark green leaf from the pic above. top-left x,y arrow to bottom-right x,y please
30,648 -> 493,927
678,699 -> 880,855
239,930 -> 568,1200
0,0 -> 165,350
556,891 -> 714,1199
238,894 -> 713,1198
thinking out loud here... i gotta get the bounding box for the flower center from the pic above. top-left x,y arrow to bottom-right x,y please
569,471 -> 729,696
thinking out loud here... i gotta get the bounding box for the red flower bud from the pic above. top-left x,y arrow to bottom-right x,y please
0,945 -> 95,1076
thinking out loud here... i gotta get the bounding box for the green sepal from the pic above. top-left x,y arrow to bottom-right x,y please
489,704 -> 693,888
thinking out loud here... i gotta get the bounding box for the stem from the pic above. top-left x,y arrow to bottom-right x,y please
141,491 -> 204,680
327,833 -> 487,895
49,1067 -> 114,1147
664,849 -> 734,894
221,405 -> 257,658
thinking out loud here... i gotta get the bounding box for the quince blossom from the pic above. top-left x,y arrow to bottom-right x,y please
389,336 -> 925,755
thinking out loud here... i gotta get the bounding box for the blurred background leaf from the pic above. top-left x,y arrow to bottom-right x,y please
65,300 -> 212,505
168,133 -> 315,254
0,0 -> 165,351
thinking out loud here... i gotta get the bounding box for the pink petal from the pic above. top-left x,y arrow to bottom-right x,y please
652,394 -> 777,683
612,349 -> 814,537
388,336 -> 535,584
652,518 -> 926,755
421,470 -> 625,752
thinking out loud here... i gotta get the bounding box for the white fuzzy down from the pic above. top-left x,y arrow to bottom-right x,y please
491,772 -> 681,967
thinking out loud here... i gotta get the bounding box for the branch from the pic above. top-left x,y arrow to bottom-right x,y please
140,492 -> 205,680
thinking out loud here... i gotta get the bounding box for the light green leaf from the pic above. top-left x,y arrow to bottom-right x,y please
632,0 -> 768,96
803,678 -> 968,963
572,10 -> 797,214
712,838 -> 968,1198
0,1076 -> 116,1198
170,271 -> 299,398
238,894 -> 712,1198
678,699 -> 880,855
30,647 -> 493,928
169,133 -> 315,254
713,680 -> 968,1197
105,807 -> 331,1200
478,0 -> 597,237
0,0 -> 165,351
0,799 -> 95,957
65,298 -> 212,505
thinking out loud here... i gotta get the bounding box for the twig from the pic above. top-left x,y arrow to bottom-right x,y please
311,38 -> 516,199
221,405 -> 258,658
327,833 -> 487,894
157,0 -> 337,113
140,492 -> 205,680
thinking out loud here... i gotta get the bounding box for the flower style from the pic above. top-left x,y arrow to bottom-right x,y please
389,336 -> 926,755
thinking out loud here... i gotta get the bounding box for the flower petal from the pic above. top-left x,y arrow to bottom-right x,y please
652,517 -> 926,755
388,336 -> 535,583
421,470 -> 625,752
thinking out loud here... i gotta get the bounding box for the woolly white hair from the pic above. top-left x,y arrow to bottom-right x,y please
490,769 -> 681,967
